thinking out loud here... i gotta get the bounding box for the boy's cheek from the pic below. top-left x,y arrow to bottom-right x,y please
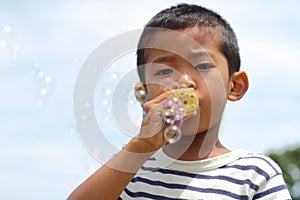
146,84 -> 168,100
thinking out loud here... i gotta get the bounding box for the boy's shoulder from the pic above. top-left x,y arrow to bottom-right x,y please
145,148 -> 282,177
220,149 -> 283,179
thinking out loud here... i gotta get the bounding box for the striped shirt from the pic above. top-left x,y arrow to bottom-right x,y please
119,149 -> 291,199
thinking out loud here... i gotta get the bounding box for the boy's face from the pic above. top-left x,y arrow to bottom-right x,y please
143,26 -> 231,135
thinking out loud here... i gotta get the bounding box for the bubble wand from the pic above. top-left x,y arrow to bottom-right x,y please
135,83 -> 199,144
162,88 -> 199,144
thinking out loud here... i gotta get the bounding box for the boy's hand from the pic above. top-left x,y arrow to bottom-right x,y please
134,91 -> 175,152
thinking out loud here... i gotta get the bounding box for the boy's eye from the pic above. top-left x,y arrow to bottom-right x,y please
154,68 -> 174,76
194,63 -> 215,71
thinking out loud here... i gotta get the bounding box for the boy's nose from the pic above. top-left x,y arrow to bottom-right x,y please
177,74 -> 196,89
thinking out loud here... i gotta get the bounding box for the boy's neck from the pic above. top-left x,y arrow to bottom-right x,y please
162,125 -> 230,161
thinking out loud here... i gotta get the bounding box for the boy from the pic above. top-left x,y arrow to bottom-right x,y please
69,4 -> 291,199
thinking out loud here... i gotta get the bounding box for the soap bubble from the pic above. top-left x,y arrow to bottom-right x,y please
3,24 -> 12,33
71,56 -> 80,71
104,89 -> 111,95
44,75 -> 52,83
32,63 -> 54,107
40,88 -> 48,96
0,40 -> 7,48
38,71 -> 45,78
102,99 -> 108,106
111,73 -> 118,80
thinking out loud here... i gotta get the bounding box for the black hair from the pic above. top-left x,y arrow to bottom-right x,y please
137,3 -> 240,84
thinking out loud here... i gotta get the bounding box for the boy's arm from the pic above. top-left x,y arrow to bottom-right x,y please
68,103 -> 166,200
67,137 -> 158,200
253,173 -> 291,200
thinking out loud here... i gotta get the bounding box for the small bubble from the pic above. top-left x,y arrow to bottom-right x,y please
44,75 -> 52,83
106,107 -> 112,113
104,117 -> 109,123
111,73 -> 118,80
143,110 -> 147,116
112,62 -> 117,67
40,88 -> 47,96
14,45 -> 21,51
105,89 -> 112,95
69,127 -> 76,134
84,101 -> 91,108
93,149 -> 100,157
36,100 -> 44,107
88,166 -> 96,173
81,114 -> 88,121
129,99 -> 134,104
33,62 -> 39,68
3,25 -> 12,33
0,40 -> 7,48
38,71 -> 45,78
32,63 -> 39,74
102,99 -> 108,106
73,57 -> 79,63
139,90 -> 145,95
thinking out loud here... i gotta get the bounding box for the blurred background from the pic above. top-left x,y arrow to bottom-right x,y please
0,0 -> 299,199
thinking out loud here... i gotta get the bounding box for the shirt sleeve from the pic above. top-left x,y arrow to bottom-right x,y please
253,173 -> 292,200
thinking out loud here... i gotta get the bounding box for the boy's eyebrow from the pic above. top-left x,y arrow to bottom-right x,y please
151,55 -> 173,63
149,50 -> 214,65
188,49 -> 213,63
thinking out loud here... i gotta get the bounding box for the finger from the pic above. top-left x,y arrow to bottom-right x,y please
141,104 -> 164,136
143,91 -> 175,112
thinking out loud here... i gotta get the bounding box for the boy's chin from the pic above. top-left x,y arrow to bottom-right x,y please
180,123 -> 207,137
179,116 -> 204,135
180,128 -> 208,138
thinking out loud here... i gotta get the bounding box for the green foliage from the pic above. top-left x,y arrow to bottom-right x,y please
269,146 -> 300,200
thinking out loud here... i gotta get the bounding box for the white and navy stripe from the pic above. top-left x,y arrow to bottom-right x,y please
119,149 -> 291,199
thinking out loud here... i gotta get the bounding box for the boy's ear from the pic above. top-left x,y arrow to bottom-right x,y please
228,71 -> 249,101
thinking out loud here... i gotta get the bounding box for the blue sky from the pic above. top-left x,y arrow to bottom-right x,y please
0,0 -> 300,199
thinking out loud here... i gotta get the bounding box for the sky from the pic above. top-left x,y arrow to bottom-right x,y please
0,0 -> 300,199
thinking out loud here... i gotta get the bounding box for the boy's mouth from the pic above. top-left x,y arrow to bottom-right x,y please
162,88 -> 199,124
173,88 -> 199,117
